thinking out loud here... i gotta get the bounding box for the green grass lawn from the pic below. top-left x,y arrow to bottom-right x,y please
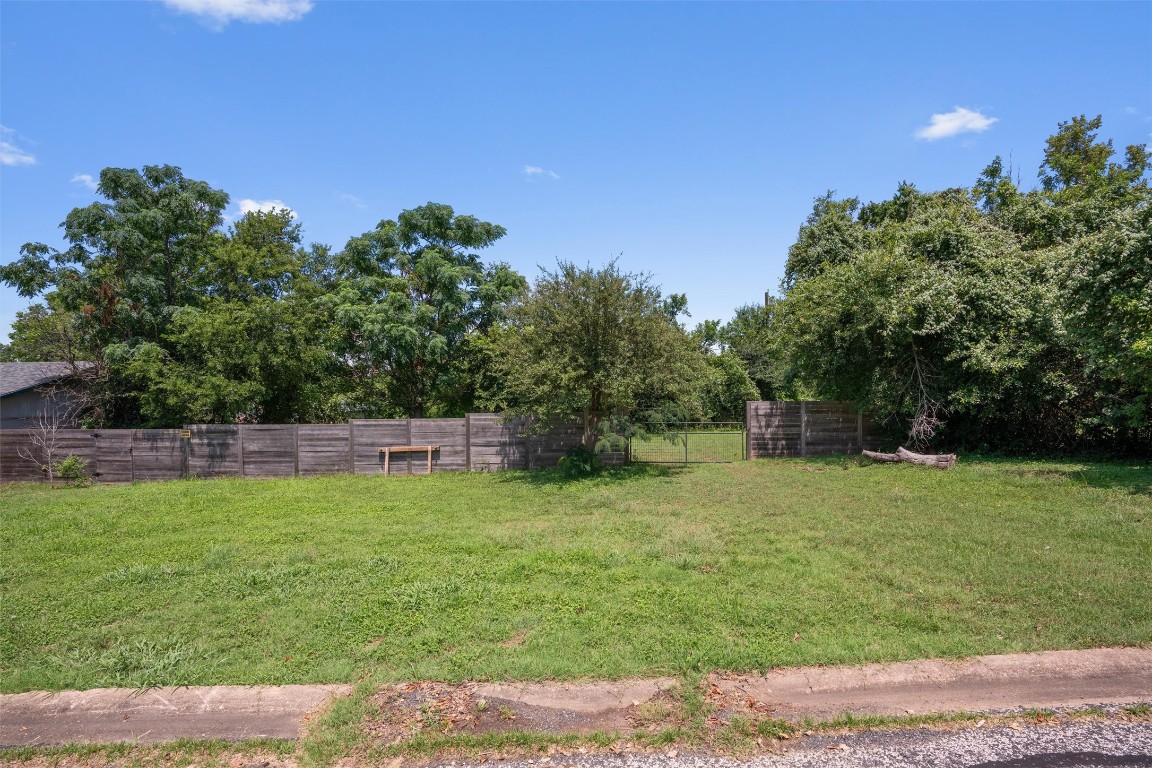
1,457 -> 1149,693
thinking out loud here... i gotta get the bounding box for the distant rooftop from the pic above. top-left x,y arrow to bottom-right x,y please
0,362 -> 95,398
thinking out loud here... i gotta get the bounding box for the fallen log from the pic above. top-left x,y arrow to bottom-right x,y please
862,446 -> 957,469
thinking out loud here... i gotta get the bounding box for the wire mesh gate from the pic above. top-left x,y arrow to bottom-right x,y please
628,423 -> 747,464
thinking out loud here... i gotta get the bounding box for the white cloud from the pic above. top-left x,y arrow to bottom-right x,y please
238,198 -> 295,217
523,164 -> 560,180
71,173 -> 98,191
339,192 -> 367,209
915,107 -> 998,141
160,0 -> 312,25
0,125 -> 36,166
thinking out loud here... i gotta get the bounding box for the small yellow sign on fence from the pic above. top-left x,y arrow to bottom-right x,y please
180,430 -> 191,439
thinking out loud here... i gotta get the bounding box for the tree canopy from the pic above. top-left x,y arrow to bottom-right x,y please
0,171 -> 526,426
752,115 -> 1151,452
3,115 -> 1147,458
487,261 -> 705,449
329,203 -> 526,418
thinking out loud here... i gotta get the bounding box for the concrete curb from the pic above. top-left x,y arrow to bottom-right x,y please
2,648 -> 1149,748
712,647 -> 1152,721
0,683 -> 351,747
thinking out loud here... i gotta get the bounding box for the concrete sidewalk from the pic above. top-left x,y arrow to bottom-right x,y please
1,648 -> 1149,747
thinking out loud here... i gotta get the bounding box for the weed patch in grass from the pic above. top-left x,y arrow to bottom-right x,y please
49,636 -> 222,690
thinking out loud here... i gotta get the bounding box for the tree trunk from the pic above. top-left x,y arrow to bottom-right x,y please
582,409 -> 596,450
862,446 -> 957,469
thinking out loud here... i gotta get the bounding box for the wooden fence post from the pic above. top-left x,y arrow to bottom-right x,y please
348,421 -> 356,474
181,426 -> 189,479
800,401 -> 808,457
237,425 -> 246,477
293,424 -> 300,477
465,413 -> 472,472
857,408 -> 864,451
745,401 -> 753,461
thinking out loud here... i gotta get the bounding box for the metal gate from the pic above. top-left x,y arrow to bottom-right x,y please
628,423 -> 747,464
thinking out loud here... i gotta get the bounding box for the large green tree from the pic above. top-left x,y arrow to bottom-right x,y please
488,260 -> 705,449
112,209 -> 339,425
329,203 -> 526,418
1,168 -> 341,426
1063,204 -> 1152,418
700,352 -> 760,423
770,116 -> 1150,452
0,303 -> 93,365
720,299 -> 792,400
1,165 -> 229,348
1,166 -> 232,424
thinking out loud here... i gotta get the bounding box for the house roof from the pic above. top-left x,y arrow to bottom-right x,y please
0,361 -> 95,398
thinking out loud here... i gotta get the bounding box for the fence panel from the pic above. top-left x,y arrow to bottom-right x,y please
0,429 -> 98,481
186,425 -> 241,478
240,424 -> 298,478
746,401 -> 881,458
94,431 -> 134,483
467,413 -> 528,471
298,424 -> 352,476
529,418 -> 584,469
0,429 -> 39,482
350,419 -> 409,475
410,418 -> 467,474
131,429 -> 184,482
747,401 -> 803,458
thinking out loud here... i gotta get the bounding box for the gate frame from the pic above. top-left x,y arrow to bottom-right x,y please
627,422 -> 748,464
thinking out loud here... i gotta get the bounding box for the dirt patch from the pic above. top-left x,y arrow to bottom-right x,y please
365,679 -> 679,745
705,672 -> 779,724
1013,469 -> 1072,481
499,632 -> 529,648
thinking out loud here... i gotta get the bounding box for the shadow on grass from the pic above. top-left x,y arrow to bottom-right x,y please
805,452 -> 1151,496
960,455 -> 1152,497
1024,464 -> 1151,497
495,463 -> 689,488
769,455 -> 870,471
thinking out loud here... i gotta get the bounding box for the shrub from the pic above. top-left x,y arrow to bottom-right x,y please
557,444 -> 601,478
54,455 -> 90,487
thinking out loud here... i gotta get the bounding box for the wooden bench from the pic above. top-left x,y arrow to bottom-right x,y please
378,445 -> 440,475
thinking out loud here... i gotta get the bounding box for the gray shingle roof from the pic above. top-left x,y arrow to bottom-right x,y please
0,362 -> 95,398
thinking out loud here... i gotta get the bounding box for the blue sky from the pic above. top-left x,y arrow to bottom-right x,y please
2,1 -> 1150,342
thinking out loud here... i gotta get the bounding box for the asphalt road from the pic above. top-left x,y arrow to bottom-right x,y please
433,721 -> 1151,768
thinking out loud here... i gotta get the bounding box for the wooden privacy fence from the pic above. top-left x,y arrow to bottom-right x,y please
0,414 -> 625,484
745,400 -> 883,458
1,403 -> 881,483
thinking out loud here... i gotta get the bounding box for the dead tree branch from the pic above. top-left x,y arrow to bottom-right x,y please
862,445 -> 957,469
